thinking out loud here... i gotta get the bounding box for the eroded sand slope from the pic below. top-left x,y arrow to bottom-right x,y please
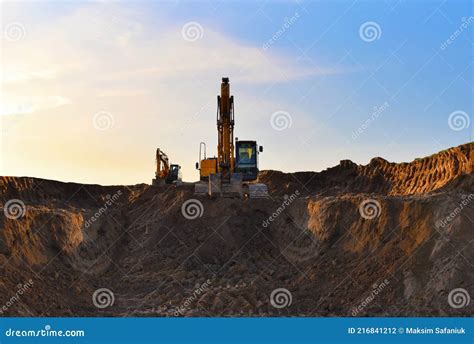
0,143 -> 472,316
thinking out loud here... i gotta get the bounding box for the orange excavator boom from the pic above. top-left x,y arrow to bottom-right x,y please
155,148 -> 170,179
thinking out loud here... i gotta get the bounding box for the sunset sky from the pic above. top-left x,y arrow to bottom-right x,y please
1,0 -> 472,185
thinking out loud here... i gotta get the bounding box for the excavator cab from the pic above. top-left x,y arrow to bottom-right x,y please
166,164 -> 182,184
235,140 -> 263,181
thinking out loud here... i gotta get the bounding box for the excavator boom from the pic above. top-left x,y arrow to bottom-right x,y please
217,77 -> 235,179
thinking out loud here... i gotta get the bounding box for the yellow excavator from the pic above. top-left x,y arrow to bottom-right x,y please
195,77 -> 268,198
152,148 -> 182,185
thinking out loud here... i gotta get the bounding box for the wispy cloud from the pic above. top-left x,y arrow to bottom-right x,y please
3,2 -> 342,91
1,94 -> 70,116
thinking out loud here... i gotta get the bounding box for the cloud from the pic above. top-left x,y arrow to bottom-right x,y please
1,94 -> 70,116
3,2 -> 340,90
3,68 -> 58,84
107,29 -> 336,84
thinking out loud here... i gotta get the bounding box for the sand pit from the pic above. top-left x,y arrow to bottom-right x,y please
0,143 -> 472,316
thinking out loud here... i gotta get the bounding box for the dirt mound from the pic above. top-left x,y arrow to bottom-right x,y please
259,143 -> 473,196
0,143 -> 472,317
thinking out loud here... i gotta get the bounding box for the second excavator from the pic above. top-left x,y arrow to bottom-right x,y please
152,148 -> 182,185
195,77 -> 268,198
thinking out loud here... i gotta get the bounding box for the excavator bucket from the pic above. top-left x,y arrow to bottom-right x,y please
152,178 -> 166,186
221,173 -> 243,197
209,173 -> 221,196
194,173 -> 248,197
194,178 -> 268,198
194,181 -> 208,195
194,174 -> 223,197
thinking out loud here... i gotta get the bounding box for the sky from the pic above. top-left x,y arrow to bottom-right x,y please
0,0 -> 472,185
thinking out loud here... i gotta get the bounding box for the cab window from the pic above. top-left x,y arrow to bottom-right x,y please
238,146 -> 256,164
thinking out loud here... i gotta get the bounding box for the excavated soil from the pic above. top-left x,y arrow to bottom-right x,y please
0,143 -> 472,317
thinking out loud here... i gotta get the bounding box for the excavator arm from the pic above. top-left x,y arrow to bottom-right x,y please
155,148 -> 170,180
217,77 -> 235,179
